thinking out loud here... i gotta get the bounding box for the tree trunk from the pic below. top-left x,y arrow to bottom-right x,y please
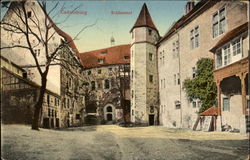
31,76 -> 47,130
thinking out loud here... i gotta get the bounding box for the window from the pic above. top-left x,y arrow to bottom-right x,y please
190,26 -> 199,49
47,95 -> 50,105
107,106 -> 112,112
216,49 -> 222,68
27,11 -> 32,18
149,75 -> 153,83
163,78 -> 165,88
132,109 -> 134,115
177,73 -> 180,85
162,51 -> 165,65
101,51 -> 107,54
124,56 -> 129,59
105,79 -> 110,89
91,81 -> 95,90
132,31 -> 134,38
67,98 -> 70,108
192,67 -> 196,78
223,45 -> 231,66
88,70 -> 91,75
54,98 -> 57,106
149,53 -> 153,61
108,68 -> 112,75
175,101 -> 181,109
76,114 -> 80,120
97,80 -> 102,89
98,59 -> 104,64
213,7 -> 226,38
173,40 -> 179,58
98,69 -> 101,74
174,74 -> 176,85
132,90 -> 134,98
34,49 -> 40,56
232,39 -> 241,56
131,70 -> 134,79
192,101 -> 197,108
223,97 -> 230,111
48,108 -> 51,117
148,29 -> 152,35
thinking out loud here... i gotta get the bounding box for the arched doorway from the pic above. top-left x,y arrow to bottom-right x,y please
104,104 -> 115,122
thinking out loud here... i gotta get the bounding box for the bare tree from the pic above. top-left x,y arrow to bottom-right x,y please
0,1 -> 97,130
111,64 -> 130,125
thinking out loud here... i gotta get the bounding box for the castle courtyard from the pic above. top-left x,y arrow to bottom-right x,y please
1,125 -> 249,160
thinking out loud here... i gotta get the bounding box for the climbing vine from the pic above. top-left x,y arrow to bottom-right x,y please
183,58 -> 217,113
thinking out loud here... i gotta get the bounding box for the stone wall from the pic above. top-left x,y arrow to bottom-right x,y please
82,64 -> 130,124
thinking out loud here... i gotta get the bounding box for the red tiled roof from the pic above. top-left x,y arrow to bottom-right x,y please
199,106 -> 218,116
158,0 -> 215,44
130,3 -> 157,32
210,22 -> 248,52
79,44 -> 130,68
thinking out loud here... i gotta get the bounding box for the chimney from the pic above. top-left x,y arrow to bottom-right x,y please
185,1 -> 195,15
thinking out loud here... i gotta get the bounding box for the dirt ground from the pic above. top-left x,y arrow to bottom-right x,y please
1,125 -> 249,160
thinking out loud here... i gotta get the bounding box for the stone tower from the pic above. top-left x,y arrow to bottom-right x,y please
130,3 -> 159,125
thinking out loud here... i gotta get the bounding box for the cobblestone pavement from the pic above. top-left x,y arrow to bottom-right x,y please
1,125 -> 249,160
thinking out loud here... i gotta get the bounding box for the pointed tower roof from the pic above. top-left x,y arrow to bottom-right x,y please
130,3 -> 158,32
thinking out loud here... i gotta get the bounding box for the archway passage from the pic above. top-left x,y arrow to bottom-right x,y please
107,114 -> 113,121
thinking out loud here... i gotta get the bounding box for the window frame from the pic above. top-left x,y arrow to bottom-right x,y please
190,26 -> 199,49
222,97 -> 230,111
212,6 -> 227,38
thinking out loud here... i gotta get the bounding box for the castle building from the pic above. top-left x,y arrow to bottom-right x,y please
1,0 -> 85,128
130,4 -> 160,125
156,0 -> 248,131
79,44 -> 130,124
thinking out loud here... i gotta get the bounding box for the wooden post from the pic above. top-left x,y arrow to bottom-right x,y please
216,81 -> 221,115
241,73 -> 247,115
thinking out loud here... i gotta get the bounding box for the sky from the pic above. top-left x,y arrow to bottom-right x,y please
1,0 -> 188,53
51,0 -> 188,53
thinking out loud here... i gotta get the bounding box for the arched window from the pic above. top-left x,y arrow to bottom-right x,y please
105,79 -> 110,89
91,81 -> 95,90
107,106 -> 112,112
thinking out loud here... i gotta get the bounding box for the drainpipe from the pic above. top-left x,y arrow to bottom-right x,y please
176,29 -> 182,127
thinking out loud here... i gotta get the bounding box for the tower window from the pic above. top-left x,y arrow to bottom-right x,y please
149,75 -> 153,83
148,29 -> 152,35
149,53 -> 153,61
88,70 -> 91,75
